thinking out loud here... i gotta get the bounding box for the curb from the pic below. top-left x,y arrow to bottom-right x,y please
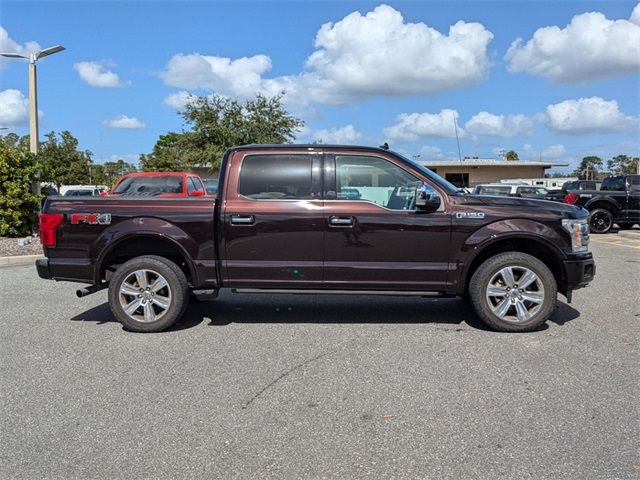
617,230 -> 640,240
0,254 -> 44,267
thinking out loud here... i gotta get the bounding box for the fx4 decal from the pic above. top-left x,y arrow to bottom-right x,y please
456,212 -> 485,219
70,213 -> 112,225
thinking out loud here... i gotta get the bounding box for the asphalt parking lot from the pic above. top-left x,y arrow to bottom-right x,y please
1,238 -> 639,479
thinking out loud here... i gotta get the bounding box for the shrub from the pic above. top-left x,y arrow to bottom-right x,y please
0,142 -> 40,237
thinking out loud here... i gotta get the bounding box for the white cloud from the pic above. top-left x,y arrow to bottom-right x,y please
383,109 -> 464,142
0,89 -> 30,125
465,112 -> 533,138
163,90 -> 196,109
419,145 -> 444,159
160,4 -> 494,106
304,4 -> 494,103
74,61 -> 129,87
310,125 -> 361,144
543,97 -> 640,135
103,115 -> 145,129
95,153 -> 140,165
505,4 -> 640,82
523,143 -> 567,159
0,26 -> 40,68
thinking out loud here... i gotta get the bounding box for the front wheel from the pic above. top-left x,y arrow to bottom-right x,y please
469,252 -> 557,332
589,208 -> 614,234
108,255 -> 189,332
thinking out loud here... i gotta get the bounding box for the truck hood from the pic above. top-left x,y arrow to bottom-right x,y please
455,194 -> 588,219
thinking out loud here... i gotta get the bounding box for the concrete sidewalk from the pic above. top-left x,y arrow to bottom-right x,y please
617,229 -> 640,240
0,254 -> 43,267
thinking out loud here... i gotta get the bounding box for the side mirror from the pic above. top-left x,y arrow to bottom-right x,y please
190,189 -> 205,197
415,183 -> 441,213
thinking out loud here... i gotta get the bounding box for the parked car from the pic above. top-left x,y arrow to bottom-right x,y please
63,186 -> 104,197
546,180 -> 601,202
105,172 -> 207,197
473,184 -> 549,199
202,178 -> 219,196
37,144 -> 595,333
563,174 -> 640,233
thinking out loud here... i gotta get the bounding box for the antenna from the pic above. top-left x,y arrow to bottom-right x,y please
453,112 -> 462,162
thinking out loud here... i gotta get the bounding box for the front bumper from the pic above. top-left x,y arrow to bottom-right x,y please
563,254 -> 595,290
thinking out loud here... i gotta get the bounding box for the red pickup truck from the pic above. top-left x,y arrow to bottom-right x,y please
37,144 -> 595,333
103,172 -> 208,197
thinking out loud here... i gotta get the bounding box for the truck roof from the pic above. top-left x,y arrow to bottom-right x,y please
227,144 -> 392,153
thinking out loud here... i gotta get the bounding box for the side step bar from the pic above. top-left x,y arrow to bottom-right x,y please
232,289 -> 453,297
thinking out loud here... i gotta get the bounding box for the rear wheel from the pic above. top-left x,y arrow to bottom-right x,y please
108,255 -> 188,332
469,252 -> 557,332
589,208 -> 614,234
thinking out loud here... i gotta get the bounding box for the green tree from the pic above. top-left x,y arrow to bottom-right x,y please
572,156 -> 603,180
92,159 -> 138,187
38,131 -> 93,189
140,132 -> 188,172
505,150 -> 519,161
141,93 -> 304,172
607,154 -> 639,174
0,139 -> 40,236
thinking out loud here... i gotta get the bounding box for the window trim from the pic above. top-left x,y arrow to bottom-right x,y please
327,153 -> 445,212
236,152 -> 322,201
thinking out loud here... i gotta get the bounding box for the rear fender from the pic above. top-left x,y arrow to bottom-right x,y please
93,217 -> 199,285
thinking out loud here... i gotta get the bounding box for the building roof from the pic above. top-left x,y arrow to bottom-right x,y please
421,159 -> 569,168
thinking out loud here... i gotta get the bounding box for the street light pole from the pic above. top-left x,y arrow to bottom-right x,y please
1,45 -> 65,194
28,60 -> 39,153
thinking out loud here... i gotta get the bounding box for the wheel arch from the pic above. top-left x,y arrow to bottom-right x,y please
460,235 -> 567,297
96,233 -> 197,286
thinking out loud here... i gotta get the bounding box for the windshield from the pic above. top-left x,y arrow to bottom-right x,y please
393,152 -> 460,194
113,175 -> 184,195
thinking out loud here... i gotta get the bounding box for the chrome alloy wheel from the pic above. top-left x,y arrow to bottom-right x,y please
118,269 -> 172,323
485,266 -> 545,323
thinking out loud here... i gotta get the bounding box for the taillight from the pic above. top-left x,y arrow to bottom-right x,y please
564,193 -> 578,204
39,213 -> 64,247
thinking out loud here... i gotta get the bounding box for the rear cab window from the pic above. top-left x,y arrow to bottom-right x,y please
239,154 -> 314,200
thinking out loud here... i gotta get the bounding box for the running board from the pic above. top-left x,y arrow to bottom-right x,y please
232,289 -> 451,297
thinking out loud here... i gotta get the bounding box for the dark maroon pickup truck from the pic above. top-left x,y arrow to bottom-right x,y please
37,145 -> 595,333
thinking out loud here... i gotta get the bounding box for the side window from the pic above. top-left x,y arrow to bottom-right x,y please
187,177 -> 198,194
335,155 -> 423,210
239,154 -> 313,200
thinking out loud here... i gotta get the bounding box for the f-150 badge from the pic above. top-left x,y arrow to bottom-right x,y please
456,212 -> 485,219
70,213 -> 112,225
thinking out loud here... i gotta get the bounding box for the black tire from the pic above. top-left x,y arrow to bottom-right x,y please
589,208 -> 614,234
469,252 -> 557,333
616,222 -> 635,230
108,255 -> 189,332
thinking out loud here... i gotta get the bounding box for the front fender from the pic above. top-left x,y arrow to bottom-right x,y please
453,219 -> 568,293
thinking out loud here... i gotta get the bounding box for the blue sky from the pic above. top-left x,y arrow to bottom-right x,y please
1,0 -> 639,172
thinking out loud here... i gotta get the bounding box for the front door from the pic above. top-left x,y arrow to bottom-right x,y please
322,153 -> 452,291
222,151 -> 324,288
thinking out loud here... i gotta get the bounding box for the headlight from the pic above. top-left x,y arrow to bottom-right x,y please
562,218 -> 589,252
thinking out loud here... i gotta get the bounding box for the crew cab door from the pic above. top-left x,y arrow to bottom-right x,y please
322,153 -> 452,291
626,175 -> 640,223
221,151 -> 324,288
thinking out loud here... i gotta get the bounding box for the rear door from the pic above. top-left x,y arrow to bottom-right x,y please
221,150 -> 324,288
322,152 -> 452,291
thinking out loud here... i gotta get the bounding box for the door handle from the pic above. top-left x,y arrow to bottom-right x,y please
329,216 -> 355,227
230,214 -> 255,225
